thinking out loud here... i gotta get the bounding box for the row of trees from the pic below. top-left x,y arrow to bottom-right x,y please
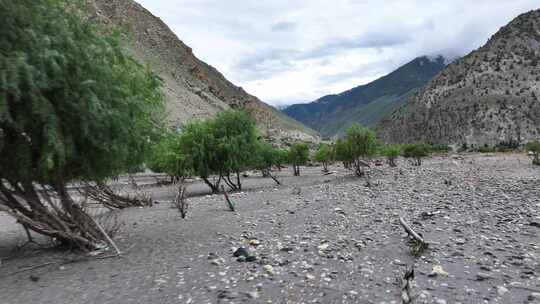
313,125 -> 434,176
149,110 -> 313,192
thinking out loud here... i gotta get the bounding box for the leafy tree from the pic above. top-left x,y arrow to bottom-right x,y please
177,120 -> 221,193
275,148 -> 289,171
402,143 -> 431,166
252,142 -> 282,184
526,141 -> 540,165
344,124 -> 379,176
0,0 -> 165,249
381,145 -> 401,167
334,138 -> 352,169
314,144 -> 333,172
288,143 -> 310,176
149,130 -> 193,182
212,110 -> 258,191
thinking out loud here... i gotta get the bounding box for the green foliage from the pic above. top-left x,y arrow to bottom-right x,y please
253,142 -> 280,172
0,0 -> 165,185
477,144 -> 497,153
288,143 -> 310,176
526,141 -> 540,165
402,143 -> 431,166
152,110 -> 259,192
430,144 -> 451,153
381,145 -> 401,167
314,144 -> 334,172
343,124 -> 379,176
213,110 -> 258,176
0,0 -> 165,249
148,131 -> 192,179
334,138 -> 351,165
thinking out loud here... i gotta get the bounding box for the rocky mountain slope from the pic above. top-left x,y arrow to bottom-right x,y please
88,0 -> 317,142
283,56 -> 448,138
378,10 -> 540,146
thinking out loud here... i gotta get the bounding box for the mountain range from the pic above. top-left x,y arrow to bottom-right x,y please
283,56 -> 448,138
88,0 -> 318,143
378,9 -> 540,146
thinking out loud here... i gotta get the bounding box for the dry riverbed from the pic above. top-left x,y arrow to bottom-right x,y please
0,153 -> 539,304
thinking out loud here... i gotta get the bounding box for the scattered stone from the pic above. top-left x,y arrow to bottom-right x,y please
262,265 -> 275,275
496,286 -> 508,296
428,265 -> 449,277
233,247 -> 249,258
475,272 -> 493,281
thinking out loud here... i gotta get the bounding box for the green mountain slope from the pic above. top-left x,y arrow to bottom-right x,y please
283,56 -> 448,138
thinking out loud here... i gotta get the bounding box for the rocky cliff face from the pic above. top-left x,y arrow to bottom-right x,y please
88,0 -> 317,142
283,56 -> 447,138
378,10 -> 540,146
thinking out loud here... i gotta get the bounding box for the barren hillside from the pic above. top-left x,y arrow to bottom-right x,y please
378,10 -> 540,146
88,0 -> 317,142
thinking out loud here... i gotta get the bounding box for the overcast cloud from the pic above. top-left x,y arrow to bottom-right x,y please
135,0 -> 538,106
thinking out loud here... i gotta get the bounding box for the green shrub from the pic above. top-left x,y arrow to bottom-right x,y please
526,141 -> 540,165
288,143 -> 310,176
343,124 -> 379,176
314,144 -> 334,172
381,145 -> 401,167
430,144 -> 452,153
477,144 -> 496,153
402,144 -> 431,166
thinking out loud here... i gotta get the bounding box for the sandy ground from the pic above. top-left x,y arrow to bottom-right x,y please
0,153 -> 539,304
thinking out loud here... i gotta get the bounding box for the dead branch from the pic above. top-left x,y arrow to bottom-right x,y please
173,183 -> 188,218
399,217 -> 426,244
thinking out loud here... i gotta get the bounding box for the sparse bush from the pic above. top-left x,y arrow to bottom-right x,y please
477,144 -> 496,153
288,143 -> 310,176
526,141 -> 540,165
382,145 -> 401,167
402,144 -> 431,166
430,144 -> 452,153
314,144 -> 334,172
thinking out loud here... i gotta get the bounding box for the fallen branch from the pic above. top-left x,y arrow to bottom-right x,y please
88,216 -> 121,256
399,217 -> 426,244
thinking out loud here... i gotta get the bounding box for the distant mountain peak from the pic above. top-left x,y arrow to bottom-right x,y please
282,55 -> 448,137
378,9 -> 540,146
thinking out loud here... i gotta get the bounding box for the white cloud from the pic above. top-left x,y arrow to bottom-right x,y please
135,0 -> 539,106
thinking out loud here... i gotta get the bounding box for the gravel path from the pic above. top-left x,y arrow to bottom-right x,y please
0,153 -> 539,304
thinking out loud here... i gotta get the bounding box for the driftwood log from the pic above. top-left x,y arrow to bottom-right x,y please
399,217 -> 426,244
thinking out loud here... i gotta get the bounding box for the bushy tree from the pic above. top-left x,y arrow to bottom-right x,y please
0,0 -> 165,249
334,138 -> 352,169
402,143 -> 431,166
381,145 -> 401,167
177,120 -> 221,192
149,130 -> 193,182
526,141 -> 540,165
253,142 -> 279,177
314,144 -> 333,172
212,111 -> 258,191
344,125 -> 379,176
288,143 -> 310,176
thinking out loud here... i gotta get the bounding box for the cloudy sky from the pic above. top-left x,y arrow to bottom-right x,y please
136,0 -> 538,107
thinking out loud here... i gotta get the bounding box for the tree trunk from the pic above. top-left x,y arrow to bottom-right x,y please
0,179 -> 107,250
